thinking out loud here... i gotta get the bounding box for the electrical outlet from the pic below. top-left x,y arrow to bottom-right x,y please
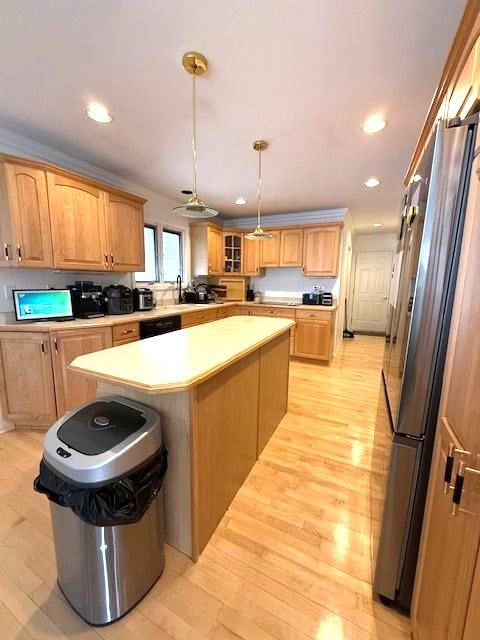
3,285 -> 14,301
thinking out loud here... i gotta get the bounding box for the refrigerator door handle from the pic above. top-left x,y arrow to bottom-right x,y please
444,444 -> 471,494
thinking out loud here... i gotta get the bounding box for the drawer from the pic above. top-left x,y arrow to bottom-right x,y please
112,321 -> 140,342
250,307 -> 296,319
113,336 -> 139,347
182,308 -> 218,328
216,307 -> 231,319
296,309 -> 332,321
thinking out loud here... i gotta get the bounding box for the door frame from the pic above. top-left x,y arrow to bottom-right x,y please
350,249 -> 393,334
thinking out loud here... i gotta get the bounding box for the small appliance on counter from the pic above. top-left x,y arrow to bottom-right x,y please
246,288 -> 255,302
68,281 -> 105,318
321,292 -> 333,306
133,287 -> 155,311
302,286 -> 332,306
103,285 -> 134,315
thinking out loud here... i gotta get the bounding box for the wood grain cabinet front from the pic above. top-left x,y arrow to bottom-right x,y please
303,225 -> 341,276
259,230 -> 281,267
280,228 -> 303,266
50,327 -> 112,416
0,162 -> 53,268
294,318 -> 332,360
106,193 -> 144,271
0,332 -> 57,425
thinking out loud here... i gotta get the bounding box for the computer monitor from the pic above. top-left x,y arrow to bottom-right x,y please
13,289 -> 74,322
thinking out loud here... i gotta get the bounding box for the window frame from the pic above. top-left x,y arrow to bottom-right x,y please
135,222 -> 185,284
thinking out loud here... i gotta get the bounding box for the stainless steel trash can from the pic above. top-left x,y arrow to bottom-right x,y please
41,396 -> 166,626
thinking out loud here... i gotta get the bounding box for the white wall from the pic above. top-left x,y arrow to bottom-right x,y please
0,126 -> 185,315
348,232 -> 397,328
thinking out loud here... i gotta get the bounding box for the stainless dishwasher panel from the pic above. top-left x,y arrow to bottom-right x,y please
374,435 -> 421,600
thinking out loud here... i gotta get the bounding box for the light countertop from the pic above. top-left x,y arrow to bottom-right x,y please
0,301 -> 336,332
69,315 -> 295,394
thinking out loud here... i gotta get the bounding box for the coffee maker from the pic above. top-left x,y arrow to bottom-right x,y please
68,281 -> 105,318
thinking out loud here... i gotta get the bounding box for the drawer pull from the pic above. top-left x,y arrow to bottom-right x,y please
122,328 -> 134,334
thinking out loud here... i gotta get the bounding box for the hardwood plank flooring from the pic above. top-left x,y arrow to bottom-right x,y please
0,335 -> 411,639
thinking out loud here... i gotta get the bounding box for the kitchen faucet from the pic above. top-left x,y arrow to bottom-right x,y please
176,275 -> 182,304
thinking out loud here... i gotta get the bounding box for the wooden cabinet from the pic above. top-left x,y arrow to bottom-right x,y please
0,332 -> 57,424
51,327 -> 112,416
243,234 -> 260,275
0,162 -> 53,267
259,230 -> 281,267
106,193 -> 144,271
280,228 -> 303,266
191,223 -> 223,276
294,309 -> 334,360
412,150 -> 480,640
112,321 -> 140,345
303,225 -> 341,276
181,308 -> 218,328
47,172 -> 109,271
223,232 -> 243,274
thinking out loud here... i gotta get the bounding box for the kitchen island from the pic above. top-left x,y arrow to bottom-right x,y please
70,315 -> 294,560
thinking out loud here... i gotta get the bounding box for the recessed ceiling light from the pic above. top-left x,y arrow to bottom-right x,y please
365,177 -> 381,188
373,223 -> 383,227
361,115 -> 387,134
412,174 -> 422,182
85,103 -> 113,123
235,197 -> 247,205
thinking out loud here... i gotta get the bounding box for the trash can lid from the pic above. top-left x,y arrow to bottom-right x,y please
43,396 -> 162,486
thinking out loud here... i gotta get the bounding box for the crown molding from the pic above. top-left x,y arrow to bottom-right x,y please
225,208 -> 348,229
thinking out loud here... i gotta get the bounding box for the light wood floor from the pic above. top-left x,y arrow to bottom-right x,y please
0,335 -> 411,640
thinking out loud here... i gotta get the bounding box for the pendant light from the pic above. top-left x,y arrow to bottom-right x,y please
245,140 -> 272,239
172,52 -> 218,218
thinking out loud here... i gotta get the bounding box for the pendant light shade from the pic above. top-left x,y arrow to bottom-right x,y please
245,140 -> 272,240
173,52 -> 219,219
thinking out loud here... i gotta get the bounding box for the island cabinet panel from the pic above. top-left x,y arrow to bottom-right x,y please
257,333 -> 290,455
191,350 -> 260,558
0,332 -> 57,424
47,172 -> 109,271
106,193 -> 144,271
3,162 -> 53,267
303,225 -> 341,276
51,327 -> 112,416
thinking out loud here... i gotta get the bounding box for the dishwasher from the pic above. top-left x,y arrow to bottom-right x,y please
139,314 -> 181,339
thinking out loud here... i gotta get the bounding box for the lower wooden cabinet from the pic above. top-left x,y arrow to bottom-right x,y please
294,319 -> 331,360
181,308 -> 219,328
50,327 -> 113,416
0,332 -> 57,425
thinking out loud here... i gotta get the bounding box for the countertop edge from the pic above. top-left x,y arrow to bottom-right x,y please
69,320 -> 295,394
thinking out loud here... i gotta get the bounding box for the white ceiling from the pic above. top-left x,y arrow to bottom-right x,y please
0,1 -> 466,233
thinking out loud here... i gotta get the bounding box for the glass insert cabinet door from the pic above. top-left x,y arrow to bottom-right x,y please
223,232 -> 243,273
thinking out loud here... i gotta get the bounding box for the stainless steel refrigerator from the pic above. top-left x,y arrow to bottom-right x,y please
375,115 -> 478,609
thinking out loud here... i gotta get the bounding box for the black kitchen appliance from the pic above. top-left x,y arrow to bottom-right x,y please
302,291 -> 332,306
68,281 -> 105,319
140,315 -> 181,339
103,285 -> 134,315
133,287 -> 154,311
321,292 -> 333,306
246,288 -> 255,302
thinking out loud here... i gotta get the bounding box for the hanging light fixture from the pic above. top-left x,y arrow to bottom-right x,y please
172,52 -> 219,218
245,140 -> 272,240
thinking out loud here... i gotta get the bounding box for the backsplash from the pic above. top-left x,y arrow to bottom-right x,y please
250,267 -> 338,302
0,268 -> 132,318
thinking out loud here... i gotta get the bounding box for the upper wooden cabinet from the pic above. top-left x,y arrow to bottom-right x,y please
0,154 -> 146,272
0,162 -> 53,267
223,231 -> 243,274
48,172 -> 109,271
243,235 -> 260,275
259,230 -> 281,267
106,192 -> 144,271
191,223 -> 223,276
280,228 -> 303,266
303,225 -> 341,276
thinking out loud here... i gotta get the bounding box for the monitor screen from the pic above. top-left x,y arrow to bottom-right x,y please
13,289 -> 73,322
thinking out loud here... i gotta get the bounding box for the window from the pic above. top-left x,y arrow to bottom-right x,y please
162,228 -> 183,282
135,225 -> 159,282
135,224 -> 184,283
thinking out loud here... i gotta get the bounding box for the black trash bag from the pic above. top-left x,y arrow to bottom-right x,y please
34,446 -> 168,527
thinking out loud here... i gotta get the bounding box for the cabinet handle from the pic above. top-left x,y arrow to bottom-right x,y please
17,244 -> 22,262
451,459 -> 479,515
444,443 -> 471,494
104,253 -> 109,269
4,243 -> 9,261
122,328 -> 134,334
41,341 -> 45,355
110,253 -> 114,268
54,339 -> 58,354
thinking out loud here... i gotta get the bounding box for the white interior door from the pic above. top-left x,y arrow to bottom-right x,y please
352,251 -> 392,333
